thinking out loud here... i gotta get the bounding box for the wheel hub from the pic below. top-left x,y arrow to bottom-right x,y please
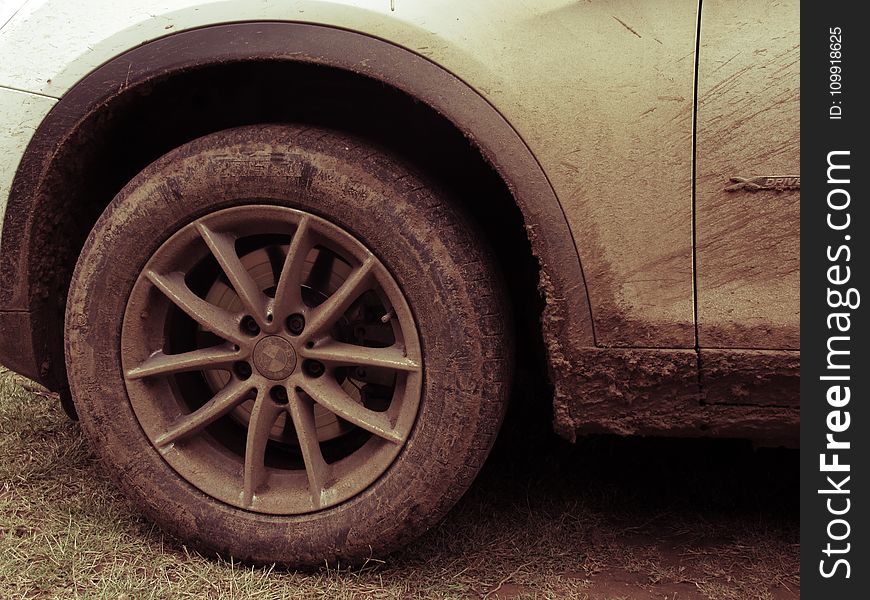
253,336 -> 297,380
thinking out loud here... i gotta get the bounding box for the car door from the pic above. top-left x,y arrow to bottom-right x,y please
695,0 -> 800,405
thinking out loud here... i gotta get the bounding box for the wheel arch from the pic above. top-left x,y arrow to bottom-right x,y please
0,21 -> 594,392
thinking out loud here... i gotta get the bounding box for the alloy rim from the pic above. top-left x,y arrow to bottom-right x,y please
121,205 -> 423,514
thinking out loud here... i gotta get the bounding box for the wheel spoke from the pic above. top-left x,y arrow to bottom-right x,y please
305,257 -> 376,338
242,390 -> 286,506
298,376 -> 405,444
287,387 -> 331,508
272,216 -> 313,319
146,270 -> 244,344
126,345 -> 240,380
155,379 -> 252,448
304,340 -> 420,373
196,223 -> 267,320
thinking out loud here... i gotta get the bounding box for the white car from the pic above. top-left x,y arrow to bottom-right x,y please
0,0 -> 799,566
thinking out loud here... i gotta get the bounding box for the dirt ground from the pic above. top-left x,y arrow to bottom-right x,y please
0,366 -> 799,599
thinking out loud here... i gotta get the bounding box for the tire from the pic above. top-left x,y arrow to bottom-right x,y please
64,124 -> 513,567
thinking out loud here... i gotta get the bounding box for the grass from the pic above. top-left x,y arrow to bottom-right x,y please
0,366 -> 799,599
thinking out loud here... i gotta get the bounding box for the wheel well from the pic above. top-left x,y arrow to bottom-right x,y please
16,60 -> 548,391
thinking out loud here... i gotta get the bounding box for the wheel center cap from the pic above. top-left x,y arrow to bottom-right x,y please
253,336 -> 297,380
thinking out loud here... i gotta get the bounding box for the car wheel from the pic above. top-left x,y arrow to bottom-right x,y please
64,124 -> 513,566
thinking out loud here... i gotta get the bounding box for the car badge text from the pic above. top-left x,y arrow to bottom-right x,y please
725,176 -> 800,192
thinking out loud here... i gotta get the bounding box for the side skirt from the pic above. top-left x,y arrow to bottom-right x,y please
552,347 -> 798,446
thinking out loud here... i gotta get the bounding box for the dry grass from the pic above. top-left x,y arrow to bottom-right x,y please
1,366 -> 799,599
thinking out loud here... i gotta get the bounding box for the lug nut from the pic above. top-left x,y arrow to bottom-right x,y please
286,313 -> 305,336
240,315 -> 260,337
234,361 -> 252,380
270,385 -> 289,405
303,360 -> 325,378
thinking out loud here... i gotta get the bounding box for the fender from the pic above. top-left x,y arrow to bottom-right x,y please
0,22 -> 594,385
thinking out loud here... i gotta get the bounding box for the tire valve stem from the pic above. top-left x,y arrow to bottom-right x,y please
380,309 -> 395,324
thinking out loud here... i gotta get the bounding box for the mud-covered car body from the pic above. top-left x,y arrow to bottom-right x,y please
0,0 -> 799,443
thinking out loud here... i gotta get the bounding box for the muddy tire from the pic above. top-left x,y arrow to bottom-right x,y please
64,125 -> 513,567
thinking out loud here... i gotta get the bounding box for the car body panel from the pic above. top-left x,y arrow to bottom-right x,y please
0,0 -> 28,30
0,86 -> 55,241
695,0 -> 800,349
0,22 -> 596,389
0,0 -> 698,348
0,1 -> 800,442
